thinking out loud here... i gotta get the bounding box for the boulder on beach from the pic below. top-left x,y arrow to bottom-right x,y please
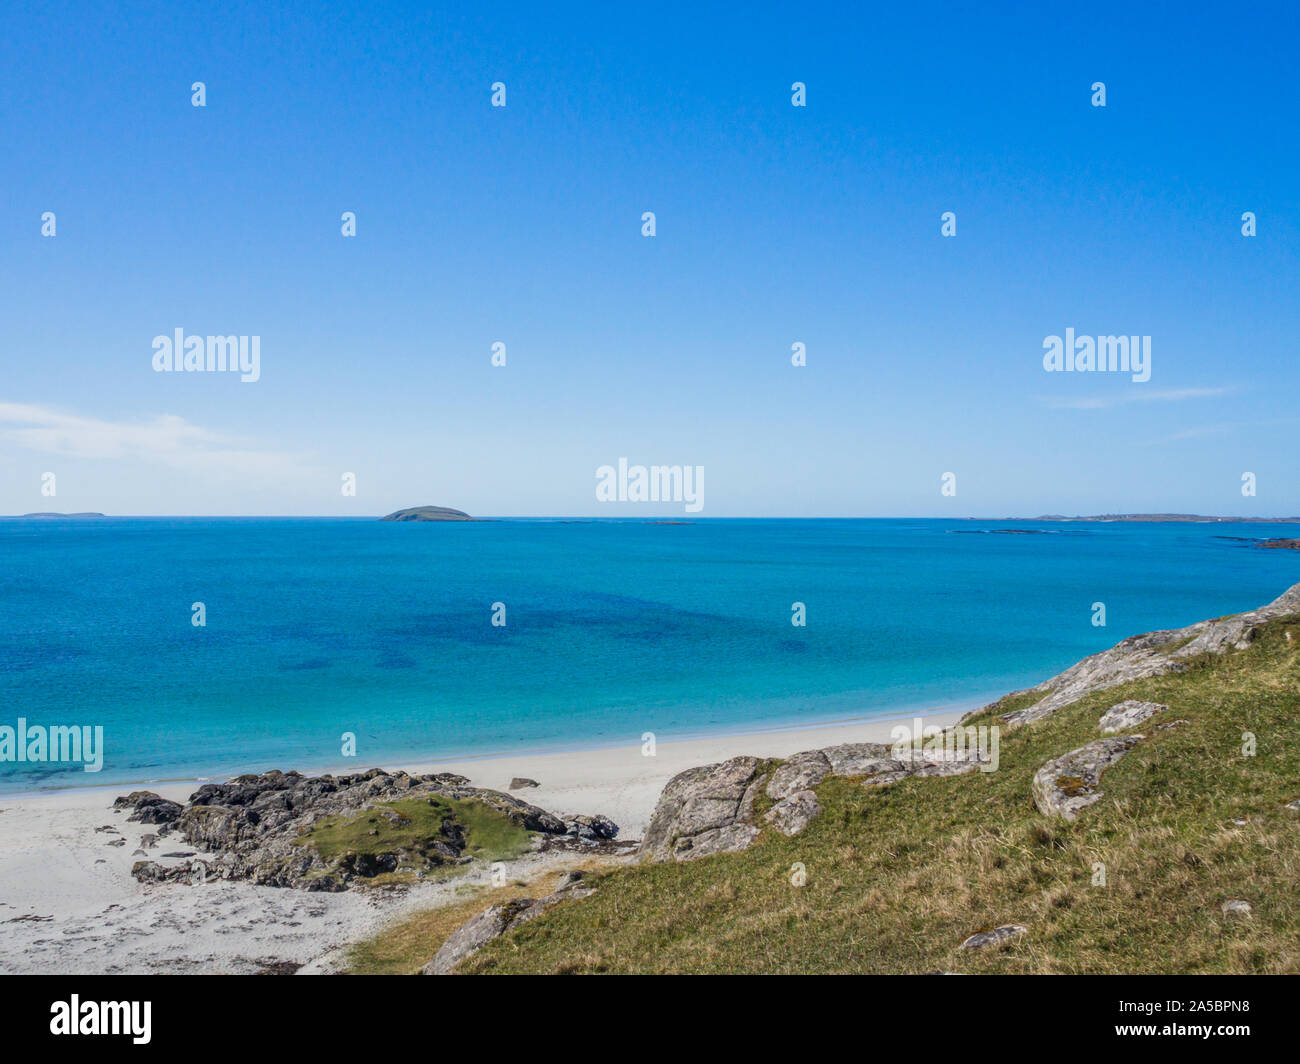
112,791 -> 183,826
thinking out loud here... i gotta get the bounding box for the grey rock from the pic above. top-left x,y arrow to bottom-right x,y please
424,899 -> 533,974
1156,719 -> 1189,731
862,769 -> 913,788
563,814 -> 619,841
640,757 -> 764,863
862,744 -> 990,788
1032,736 -> 1143,821
738,773 -> 767,823
968,581 -> 1300,728
112,791 -> 184,825
509,777 -> 540,790
671,822 -> 761,861
766,750 -> 830,800
1286,799 -> 1300,812
1099,700 -> 1167,734
1221,899 -> 1252,916
640,736 -> 989,862
821,743 -> 897,777
764,789 -> 821,836
960,924 -> 1027,949
422,874 -> 596,974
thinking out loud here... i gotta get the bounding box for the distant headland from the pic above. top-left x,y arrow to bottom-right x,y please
1024,514 -> 1300,523
379,506 -> 475,522
18,512 -> 106,519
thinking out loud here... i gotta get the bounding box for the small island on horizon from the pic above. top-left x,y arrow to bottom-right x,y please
379,506 -> 475,522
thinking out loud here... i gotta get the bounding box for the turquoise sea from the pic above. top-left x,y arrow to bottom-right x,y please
1,517 -> 1297,793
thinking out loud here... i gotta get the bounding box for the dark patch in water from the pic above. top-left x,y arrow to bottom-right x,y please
280,658 -> 332,671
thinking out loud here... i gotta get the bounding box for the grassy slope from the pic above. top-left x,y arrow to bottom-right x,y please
457,615 -> 1300,974
345,859 -> 618,975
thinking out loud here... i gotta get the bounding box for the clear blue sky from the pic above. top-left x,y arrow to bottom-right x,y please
2,1 -> 1297,516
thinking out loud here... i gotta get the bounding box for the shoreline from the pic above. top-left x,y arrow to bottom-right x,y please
0,698 -> 993,804
0,706 -> 964,974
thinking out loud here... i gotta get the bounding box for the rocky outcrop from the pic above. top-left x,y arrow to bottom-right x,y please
123,768 -> 609,891
112,791 -> 183,826
641,741 -> 989,862
1098,700 -> 1167,734
640,757 -> 766,863
764,790 -> 821,836
1032,736 -> 1143,821
422,871 -> 595,974
861,746 -> 992,787
766,750 -> 831,800
973,581 -> 1300,728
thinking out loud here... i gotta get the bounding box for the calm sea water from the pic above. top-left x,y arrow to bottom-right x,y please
1,517 -> 1297,793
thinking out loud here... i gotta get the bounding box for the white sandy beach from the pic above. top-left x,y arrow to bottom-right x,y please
0,709 -> 963,974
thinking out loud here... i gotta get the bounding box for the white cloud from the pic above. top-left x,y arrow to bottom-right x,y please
0,401 -> 315,478
1039,387 -> 1228,411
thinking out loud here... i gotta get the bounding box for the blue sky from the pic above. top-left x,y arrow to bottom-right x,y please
1,1 -> 1297,516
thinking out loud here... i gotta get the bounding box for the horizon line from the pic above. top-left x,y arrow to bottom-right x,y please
7,513 -> 1300,522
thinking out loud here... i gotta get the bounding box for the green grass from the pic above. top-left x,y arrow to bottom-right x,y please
295,796 -> 533,884
454,616 -> 1300,974
344,861 -> 615,975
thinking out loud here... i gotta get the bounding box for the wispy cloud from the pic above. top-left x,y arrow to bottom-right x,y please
0,401 -> 315,478
1038,387 -> 1229,411
1141,416 -> 1298,446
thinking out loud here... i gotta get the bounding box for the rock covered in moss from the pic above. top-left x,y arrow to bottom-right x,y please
1031,736 -> 1143,821
124,768 -> 576,891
